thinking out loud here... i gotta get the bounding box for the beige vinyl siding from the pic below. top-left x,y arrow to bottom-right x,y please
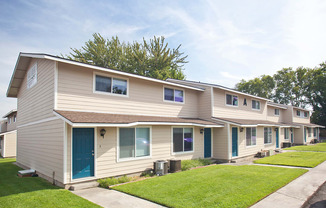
212,125 -> 229,160
7,114 -> 17,132
57,63 -> 199,118
17,118 -> 64,184
213,88 -> 267,119
293,126 -> 304,144
65,125 -> 204,183
282,106 -> 294,123
236,126 -> 276,158
292,109 -> 310,124
0,137 -> 4,157
198,86 -> 213,119
3,132 -> 17,157
17,59 -> 55,126
0,121 -> 7,133
267,106 -> 284,123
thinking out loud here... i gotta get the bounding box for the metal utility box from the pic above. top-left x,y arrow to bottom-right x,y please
169,159 -> 181,173
154,160 -> 168,176
282,142 -> 292,148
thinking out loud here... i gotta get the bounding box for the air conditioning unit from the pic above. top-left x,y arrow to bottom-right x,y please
154,160 -> 168,176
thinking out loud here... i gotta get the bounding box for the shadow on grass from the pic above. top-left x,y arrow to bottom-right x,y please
0,159 -> 59,197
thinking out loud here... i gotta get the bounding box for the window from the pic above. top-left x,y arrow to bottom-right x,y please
252,100 -> 260,110
8,117 -> 11,124
243,98 -> 247,106
314,128 -> 317,137
304,112 -> 308,118
27,63 -> 37,89
274,109 -> 280,116
95,75 -> 127,95
284,128 -> 289,140
246,127 -> 256,146
13,115 -> 16,123
119,127 -> 150,160
173,128 -> 193,153
264,127 -> 272,144
164,88 -> 184,103
226,94 -> 238,106
296,110 -> 301,117
308,128 -> 312,137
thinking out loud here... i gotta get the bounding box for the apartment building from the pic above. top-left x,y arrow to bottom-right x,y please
0,110 -> 17,158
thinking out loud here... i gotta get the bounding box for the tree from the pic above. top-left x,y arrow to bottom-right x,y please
235,75 -> 274,99
65,33 -> 187,80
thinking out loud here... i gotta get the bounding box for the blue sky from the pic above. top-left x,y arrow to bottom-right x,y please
1,0 -> 326,117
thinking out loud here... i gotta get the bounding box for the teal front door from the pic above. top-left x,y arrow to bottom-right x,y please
204,128 -> 212,158
232,127 -> 238,157
275,128 -> 279,148
73,128 -> 94,179
304,128 -> 307,142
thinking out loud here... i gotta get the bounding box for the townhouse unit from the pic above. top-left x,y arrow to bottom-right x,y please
6,53 -> 322,188
0,110 -> 17,158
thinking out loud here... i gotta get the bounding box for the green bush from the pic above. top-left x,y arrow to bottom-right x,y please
98,175 -> 132,188
140,170 -> 155,177
181,158 -> 212,171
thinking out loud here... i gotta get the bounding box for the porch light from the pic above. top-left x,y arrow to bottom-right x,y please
240,128 -> 244,132
100,129 -> 106,138
274,128 -> 278,131
200,129 -> 204,134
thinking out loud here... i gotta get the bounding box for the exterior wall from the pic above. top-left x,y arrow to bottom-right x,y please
213,88 -> 267,120
306,127 -> 315,143
282,106 -> 294,123
57,63 -> 199,118
17,118 -> 64,184
235,126 -> 276,158
292,109 -> 310,124
198,86 -> 213,119
0,136 -> 4,157
294,126 -> 304,144
3,132 -> 17,157
65,125 -> 206,184
267,106 -> 284,123
0,121 -> 7,133
212,125 -> 229,160
279,128 -> 292,146
7,112 -> 17,132
17,59 -> 55,126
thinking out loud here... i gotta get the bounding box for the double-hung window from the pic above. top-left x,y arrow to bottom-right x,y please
246,127 -> 256,146
119,127 -> 150,160
226,94 -> 238,106
304,112 -> 308,118
314,128 -> 317,137
308,128 -> 312,137
164,88 -> 184,103
252,100 -> 260,110
13,115 -> 16,123
284,128 -> 289,140
173,128 -> 193,153
264,127 -> 272,144
274,109 -> 280,116
296,110 -> 301,117
95,75 -> 127,95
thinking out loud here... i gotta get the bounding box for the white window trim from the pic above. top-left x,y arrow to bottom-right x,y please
274,109 -> 280,116
117,126 -> 152,162
225,93 -> 239,107
284,128 -> 290,140
171,126 -> 195,155
264,127 -> 273,144
93,71 -> 129,98
27,62 -> 38,89
252,99 -> 261,111
246,127 -> 257,147
163,86 -> 185,104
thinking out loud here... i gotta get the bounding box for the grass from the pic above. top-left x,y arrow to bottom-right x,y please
181,158 -> 212,171
0,158 -> 100,208
284,143 -> 326,152
113,165 -> 307,208
254,152 -> 326,168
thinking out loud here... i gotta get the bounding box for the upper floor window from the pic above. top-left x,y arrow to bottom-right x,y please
252,100 -> 260,110
13,115 -> 16,123
243,98 -> 247,106
264,127 -> 272,144
296,110 -> 300,116
27,63 -> 37,89
304,112 -> 308,118
8,117 -> 11,124
95,75 -> 127,96
274,109 -> 280,116
246,127 -> 256,146
164,88 -> 184,103
296,110 -> 309,118
226,94 -> 238,106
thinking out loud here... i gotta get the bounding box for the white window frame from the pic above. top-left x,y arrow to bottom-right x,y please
274,109 -> 280,116
246,127 -> 257,147
163,86 -> 185,104
171,126 -> 195,155
284,128 -> 289,140
252,99 -> 261,110
117,126 -> 152,162
93,72 -> 129,97
27,62 -> 37,89
225,93 -> 238,107
264,127 -> 272,144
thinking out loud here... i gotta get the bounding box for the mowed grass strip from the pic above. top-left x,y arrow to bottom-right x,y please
284,143 -> 326,152
0,158 -> 100,208
113,165 -> 307,208
254,152 -> 326,168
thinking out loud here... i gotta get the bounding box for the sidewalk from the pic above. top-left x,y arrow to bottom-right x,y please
251,161 -> 326,208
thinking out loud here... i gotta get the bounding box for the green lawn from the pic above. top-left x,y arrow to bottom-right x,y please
0,158 -> 100,208
113,165 -> 307,208
284,143 -> 326,152
254,152 -> 326,168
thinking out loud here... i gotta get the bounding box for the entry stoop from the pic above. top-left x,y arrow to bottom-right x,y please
230,155 -> 256,163
68,181 -> 99,191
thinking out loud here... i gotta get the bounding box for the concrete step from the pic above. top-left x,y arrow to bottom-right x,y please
68,180 -> 99,191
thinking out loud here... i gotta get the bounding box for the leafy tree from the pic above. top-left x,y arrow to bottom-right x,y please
65,33 -> 187,80
235,75 -> 274,99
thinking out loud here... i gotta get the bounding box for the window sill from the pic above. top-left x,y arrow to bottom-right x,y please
225,104 -> 239,107
264,143 -> 273,146
172,151 -> 194,156
245,145 -> 257,148
117,156 -> 151,163
163,100 -> 185,105
93,90 -> 129,98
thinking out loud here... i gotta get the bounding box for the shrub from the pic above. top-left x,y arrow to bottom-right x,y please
98,175 -> 132,188
181,158 -> 212,171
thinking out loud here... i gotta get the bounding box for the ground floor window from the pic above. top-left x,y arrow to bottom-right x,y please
119,127 -> 150,159
308,128 -> 312,137
173,128 -> 193,153
246,127 -> 256,146
284,128 -> 289,140
264,127 -> 272,144
314,128 -> 317,137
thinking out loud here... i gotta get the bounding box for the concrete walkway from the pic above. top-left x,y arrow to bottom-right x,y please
73,187 -> 165,208
251,161 -> 326,208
